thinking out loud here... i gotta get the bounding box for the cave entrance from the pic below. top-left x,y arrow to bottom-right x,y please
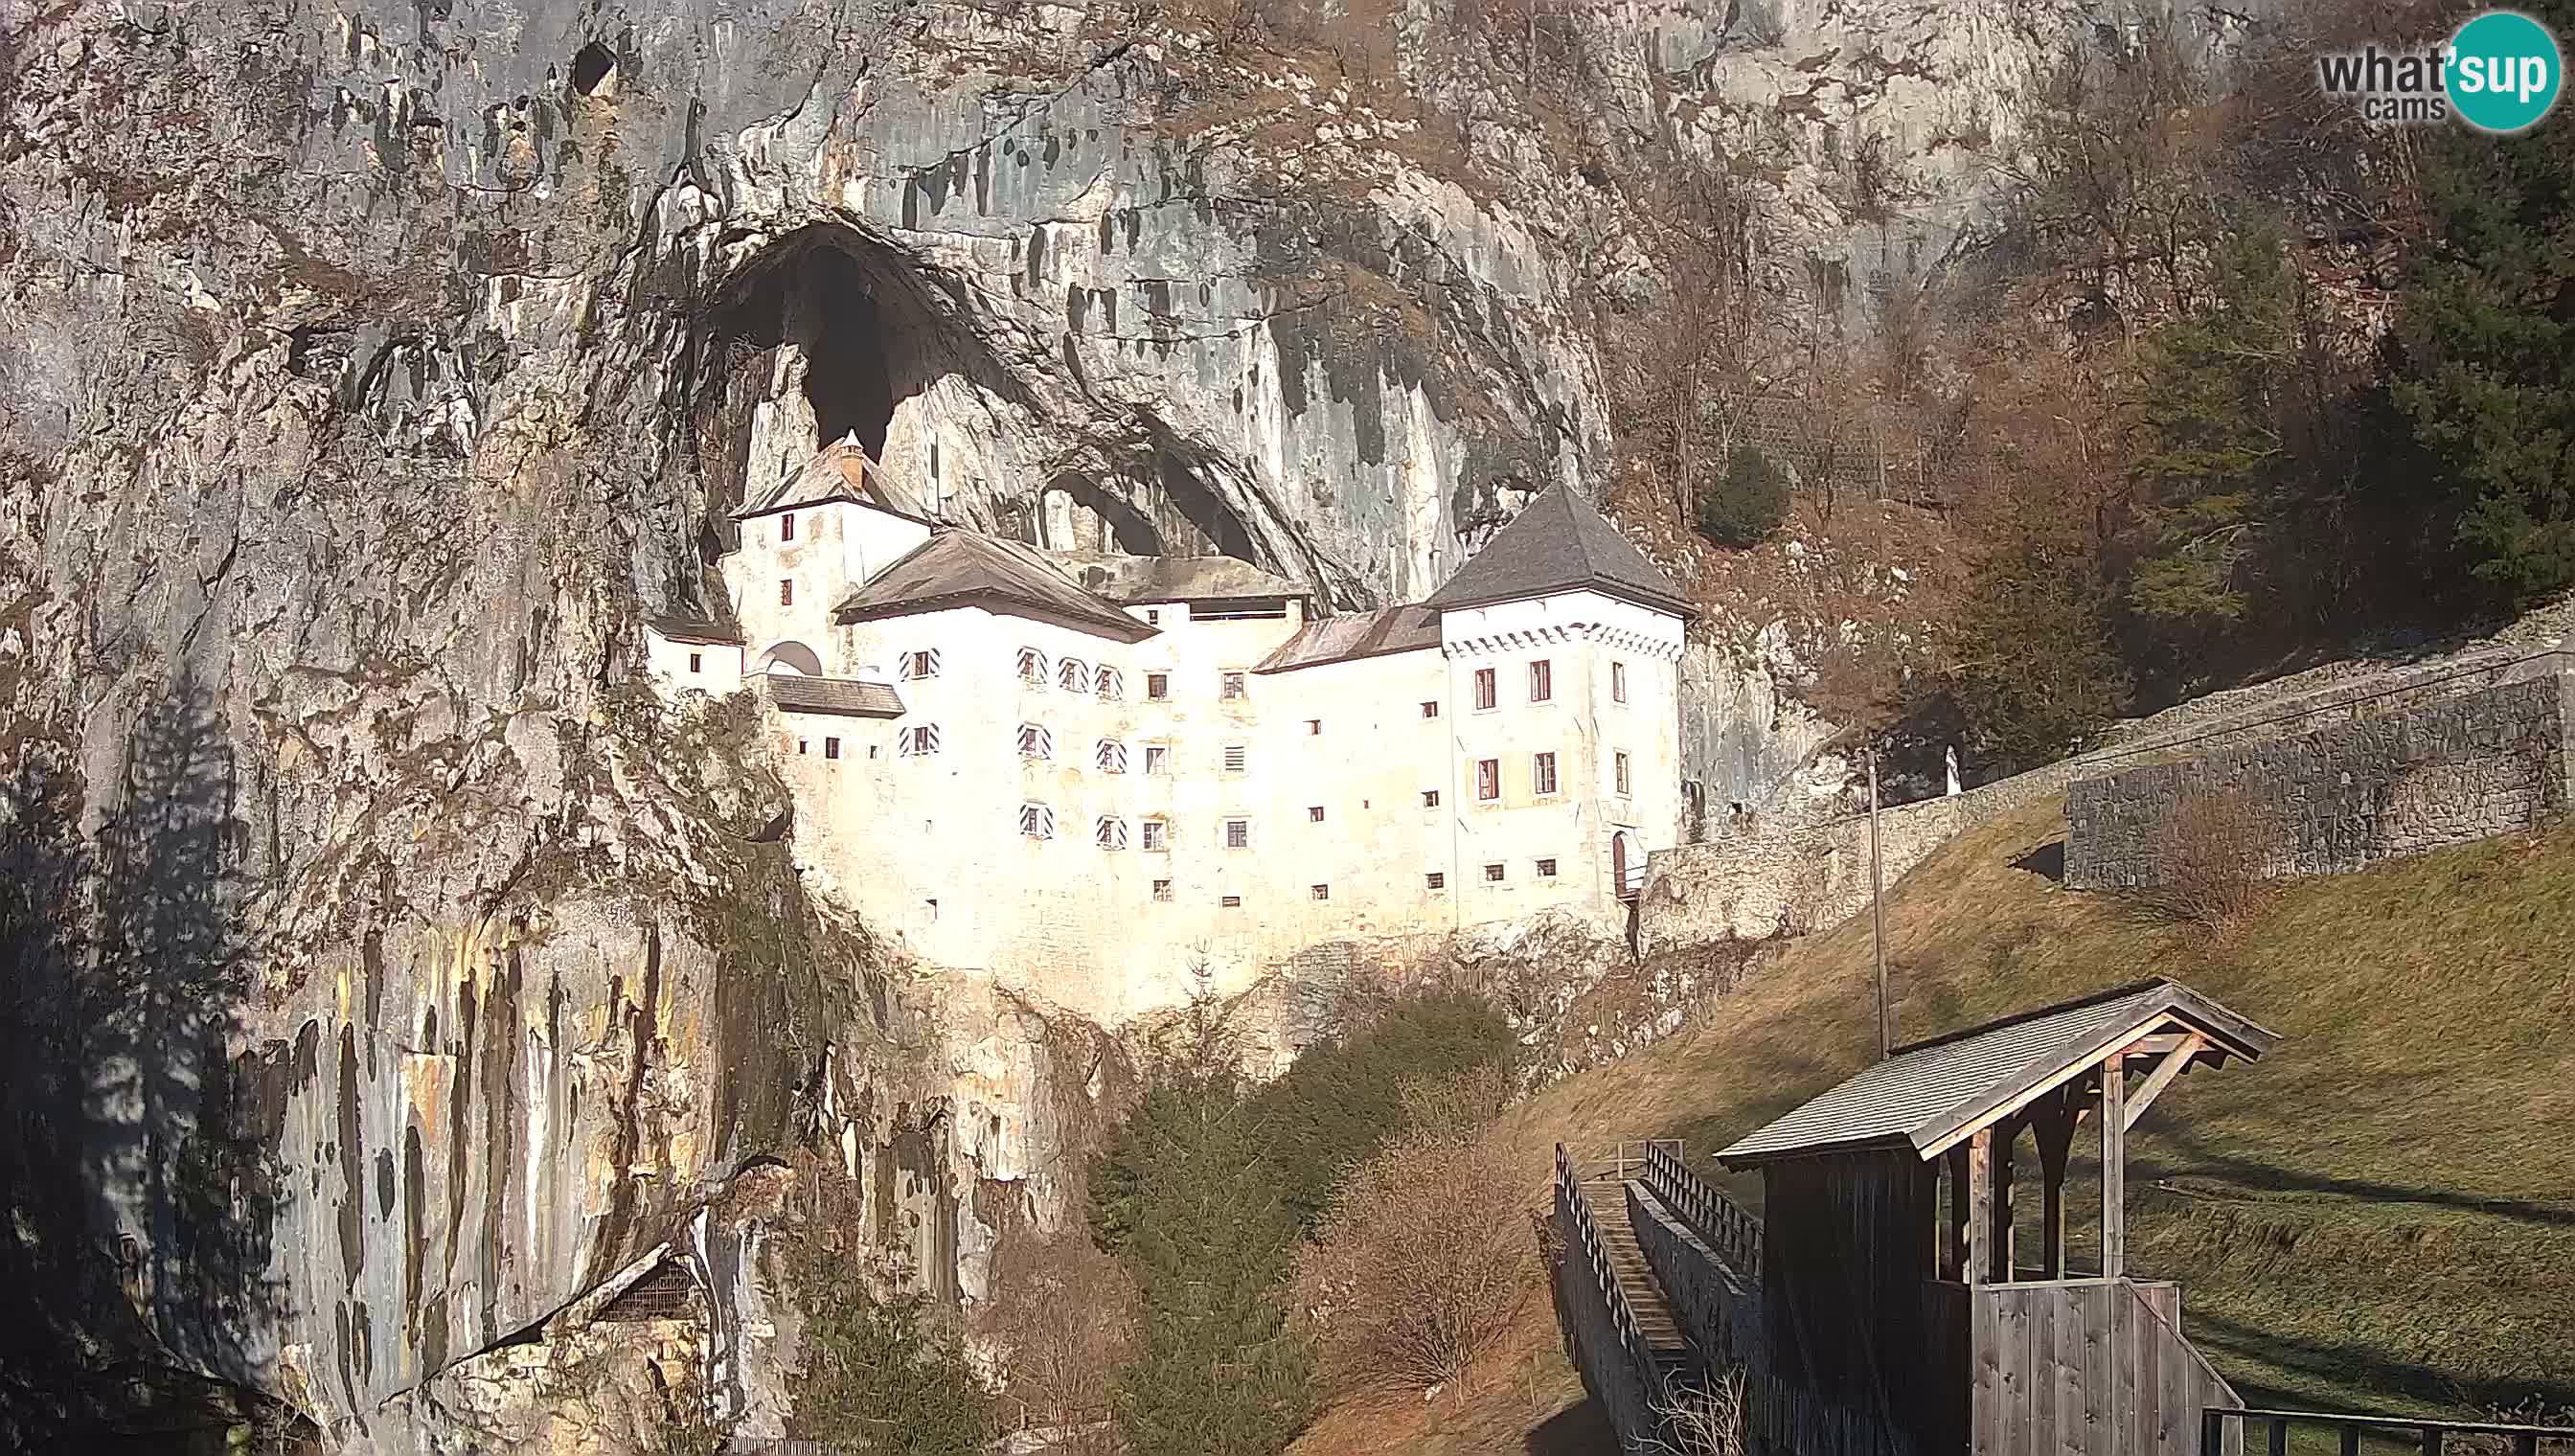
795,244 -> 896,459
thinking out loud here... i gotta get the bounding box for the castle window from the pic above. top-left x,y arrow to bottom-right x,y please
781,512 -> 796,542
1611,661 -> 1628,704
1306,718 -> 1322,735
1221,895 -> 1242,908
1530,659 -> 1553,702
1147,672 -> 1171,700
1615,751 -> 1631,796
825,738 -> 841,761
1425,872 -> 1446,890
1484,862 -> 1505,882
1224,818 -> 1250,850
1097,739 -> 1129,774
1018,803 -> 1057,839
797,739 -> 809,755
899,725 -> 942,757
1533,751 -> 1559,796
1220,671 -> 1246,700
1096,815 -> 1129,850
688,652 -> 702,673
1473,668 -> 1496,711
1147,609 -> 1161,625
1059,657 -> 1091,694
1017,723 -> 1054,760
1421,700 -> 1439,718
901,648 -> 942,680
1152,878 -> 1174,901
1310,884 -> 1330,901
1422,789 -> 1440,808
1308,805 -> 1325,823
1476,760 -> 1500,802
1222,743 -> 1247,774
1096,667 -> 1124,700
1142,818 -> 1169,851
1538,857 -> 1559,877
1144,743 -> 1169,776
780,580 -> 794,606
1016,647 -> 1050,687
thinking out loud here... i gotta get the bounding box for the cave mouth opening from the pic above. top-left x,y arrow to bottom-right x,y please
568,40 -> 618,98
796,244 -> 896,459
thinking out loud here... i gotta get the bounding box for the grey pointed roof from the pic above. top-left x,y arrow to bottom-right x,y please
830,530 -> 1157,643
734,437 -> 930,523
1422,483 -> 1693,618
1718,979 -> 2279,1167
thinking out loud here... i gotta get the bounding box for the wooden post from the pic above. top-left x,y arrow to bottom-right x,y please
2102,1053 -> 2128,1280
1987,1120 -> 2016,1282
1966,1127 -> 1994,1285
2031,1085 -> 2078,1278
1945,1143 -> 1971,1280
1869,750 -> 1891,1059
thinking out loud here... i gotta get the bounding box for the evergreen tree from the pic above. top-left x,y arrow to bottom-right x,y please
1095,972 -> 1314,1456
2119,227 -> 2299,687
2388,75 -> 2575,610
1695,445 -> 1792,548
789,1279 -> 994,1456
1948,491 -> 2133,771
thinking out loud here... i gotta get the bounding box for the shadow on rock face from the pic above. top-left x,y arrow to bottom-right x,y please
0,679 -> 307,1448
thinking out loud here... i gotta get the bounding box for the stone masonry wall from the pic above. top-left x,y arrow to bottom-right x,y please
2065,671 -> 2575,889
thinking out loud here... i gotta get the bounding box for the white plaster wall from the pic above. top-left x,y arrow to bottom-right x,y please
722,499 -> 928,670
757,581 -> 1687,1026
643,631 -> 743,696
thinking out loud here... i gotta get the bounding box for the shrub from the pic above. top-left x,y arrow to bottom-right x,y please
2133,790 -> 2278,928
1648,1368 -> 1748,1456
1293,1072 -> 1526,1395
1695,446 -> 1791,548
1244,989 -> 1515,1229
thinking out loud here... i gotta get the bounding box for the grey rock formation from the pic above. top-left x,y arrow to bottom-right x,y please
0,0 -> 2202,1447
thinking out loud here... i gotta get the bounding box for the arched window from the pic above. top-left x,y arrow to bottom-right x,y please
1058,657 -> 1091,694
899,725 -> 942,757
1017,724 -> 1054,760
1016,647 -> 1049,687
1096,815 -> 1129,850
1018,804 -> 1056,839
1095,666 -> 1124,700
1096,739 -> 1128,774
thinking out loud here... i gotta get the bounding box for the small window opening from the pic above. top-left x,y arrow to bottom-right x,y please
1611,661 -> 1628,703
1422,789 -> 1441,808
1484,862 -> 1506,882
1310,884 -> 1330,901
779,580 -> 794,606
825,738 -> 841,761
1223,743 -> 1247,773
781,512 -> 796,542
1224,818 -> 1250,849
1538,857 -> 1559,877
1142,819 -> 1169,851
1530,659 -> 1553,702
1425,872 -> 1446,890
1534,751 -> 1559,797
1421,700 -> 1439,718
1152,878 -> 1174,901
1474,668 -> 1497,710
1306,718 -> 1322,735
1477,759 -> 1500,801
688,652 -> 702,673
1308,806 -> 1325,823
1220,671 -> 1246,700
1220,894 -> 1243,908
1147,672 -> 1171,700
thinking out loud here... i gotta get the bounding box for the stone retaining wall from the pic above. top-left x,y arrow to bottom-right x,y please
2066,671 -> 2575,888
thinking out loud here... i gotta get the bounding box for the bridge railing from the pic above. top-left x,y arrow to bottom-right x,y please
2205,1408 -> 2575,1456
1640,1139 -> 1765,1282
1555,1141 -> 1667,1440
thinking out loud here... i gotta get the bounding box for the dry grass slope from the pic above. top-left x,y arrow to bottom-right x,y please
1289,796 -> 2575,1455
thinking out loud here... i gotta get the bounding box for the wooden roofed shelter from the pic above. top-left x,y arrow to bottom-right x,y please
1717,978 -> 2279,1455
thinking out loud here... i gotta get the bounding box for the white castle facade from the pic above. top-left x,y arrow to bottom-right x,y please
647,443 -> 1694,1025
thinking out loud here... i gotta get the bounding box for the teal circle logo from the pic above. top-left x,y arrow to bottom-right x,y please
2445,10 -> 2563,132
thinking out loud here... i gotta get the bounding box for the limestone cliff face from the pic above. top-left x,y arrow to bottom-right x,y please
0,0 -> 2174,1448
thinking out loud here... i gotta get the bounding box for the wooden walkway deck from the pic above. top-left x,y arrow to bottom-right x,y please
1577,1171 -> 1698,1370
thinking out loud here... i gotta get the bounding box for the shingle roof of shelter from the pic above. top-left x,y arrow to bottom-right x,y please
762,673 -> 905,718
1717,979 -> 2279,1167
830,530 -> 1158,644
1044,551 -> 1312,604
1255,604 -> 1442,673
733,436 -> 930,522
1422,483 -> 1694,618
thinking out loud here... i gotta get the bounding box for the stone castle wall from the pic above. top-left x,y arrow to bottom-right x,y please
2065,671 -> 2575,889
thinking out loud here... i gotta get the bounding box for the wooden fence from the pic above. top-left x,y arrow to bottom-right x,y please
2203,1409 -> 2575,1456
1555,1143 -> 1668,1450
